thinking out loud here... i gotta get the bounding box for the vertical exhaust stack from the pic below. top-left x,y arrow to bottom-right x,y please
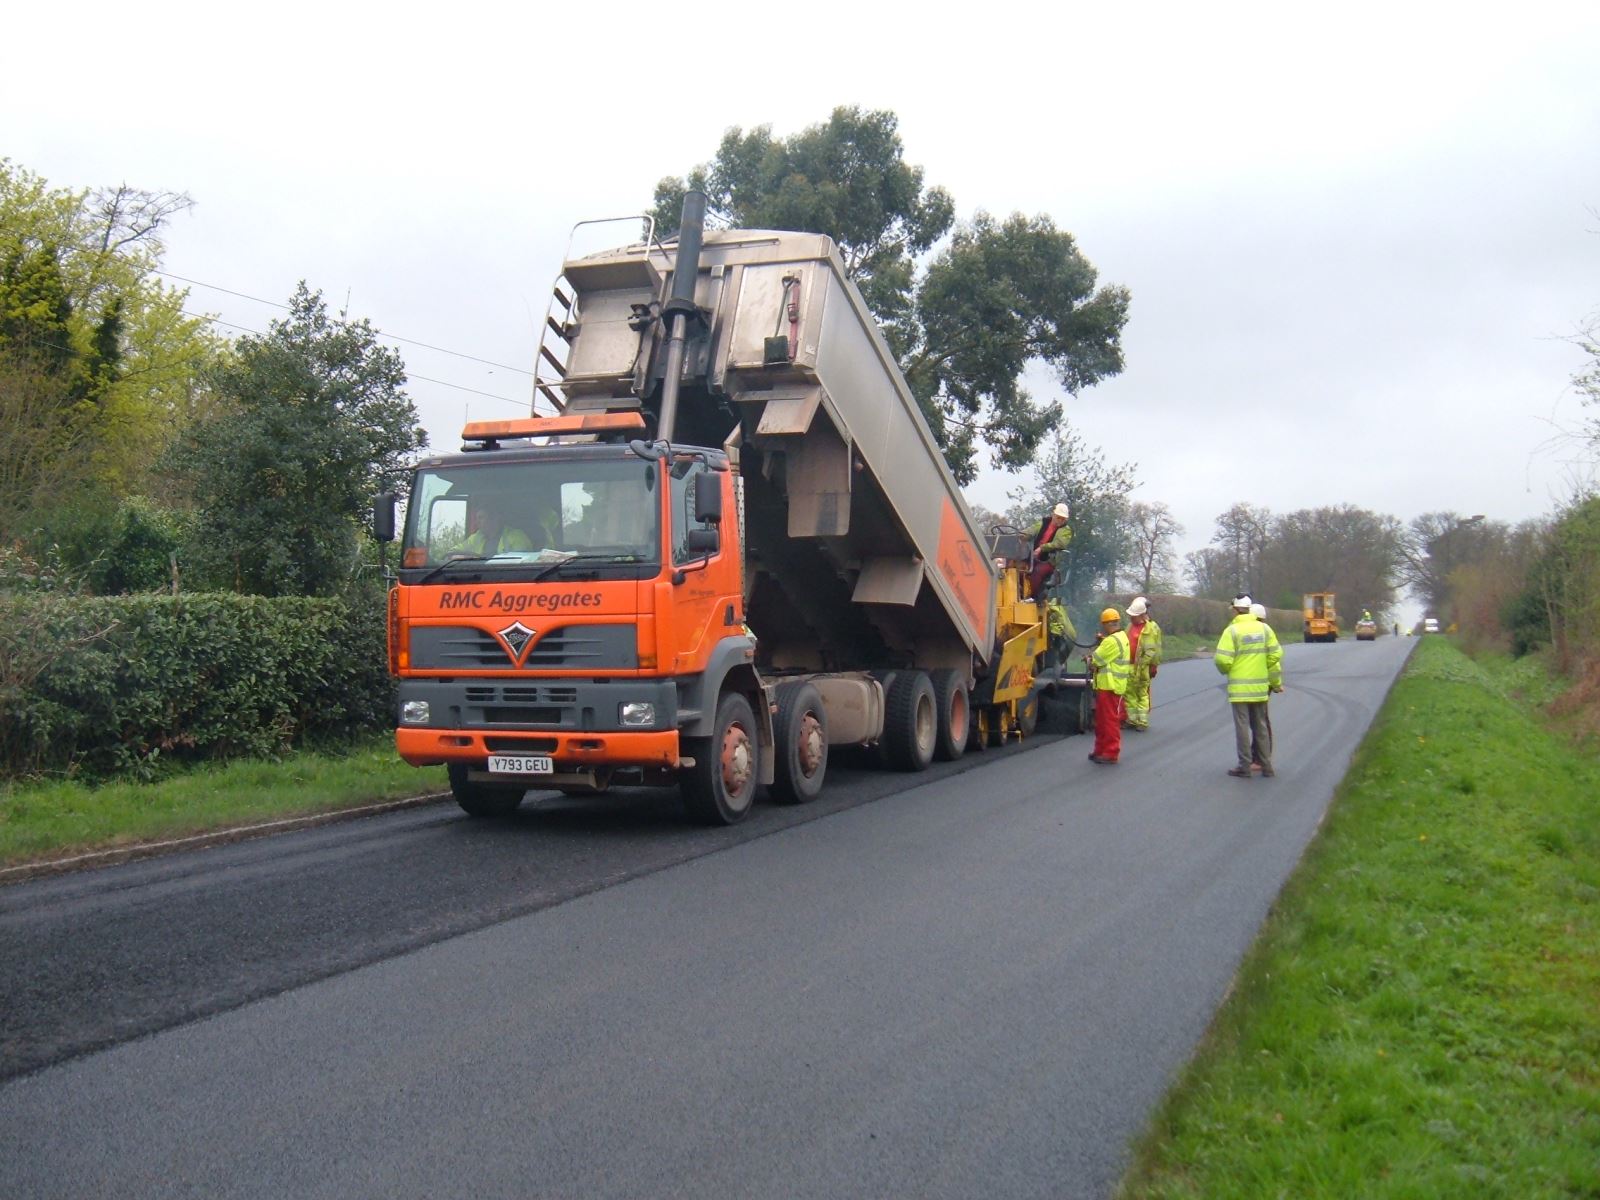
655,190 -> 707,444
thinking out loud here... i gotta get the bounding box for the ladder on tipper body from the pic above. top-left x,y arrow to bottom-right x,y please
530,214 -> 669,417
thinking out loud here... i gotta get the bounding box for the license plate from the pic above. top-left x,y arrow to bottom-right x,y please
487,755 -> 554,775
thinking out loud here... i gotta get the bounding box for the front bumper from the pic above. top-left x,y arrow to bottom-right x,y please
396,727 -> 682,770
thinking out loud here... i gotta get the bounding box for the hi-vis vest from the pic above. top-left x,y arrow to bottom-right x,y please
1132,617 -> 1163,668
1214,613 -> 1283,702
1092,629 -> 1132,695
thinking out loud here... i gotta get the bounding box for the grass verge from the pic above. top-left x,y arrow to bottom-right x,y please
0,736 -> 447,870
1158,632 -> 1212,661
1118,636 -> 1600,1198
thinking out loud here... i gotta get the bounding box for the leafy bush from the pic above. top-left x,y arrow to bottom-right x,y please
26,495 -> 189,595
0,592 -> 391,781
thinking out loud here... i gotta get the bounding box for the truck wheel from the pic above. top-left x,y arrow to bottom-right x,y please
448,764 -> 526,818
771,682 -> 828,805
882,670 -> 936,772
681,691 -> 761,825
930,669 -> 969,762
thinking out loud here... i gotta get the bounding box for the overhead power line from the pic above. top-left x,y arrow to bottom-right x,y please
181,311 -> 525,406
157,269 -> 535,376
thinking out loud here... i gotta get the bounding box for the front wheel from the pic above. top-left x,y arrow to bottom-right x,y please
681,691 -> 761,825
448,764 -> 526,818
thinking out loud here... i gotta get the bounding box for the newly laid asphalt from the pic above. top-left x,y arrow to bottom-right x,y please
0,636 -> 1413,1199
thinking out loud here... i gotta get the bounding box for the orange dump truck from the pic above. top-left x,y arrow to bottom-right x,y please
380,197 -> 1074,824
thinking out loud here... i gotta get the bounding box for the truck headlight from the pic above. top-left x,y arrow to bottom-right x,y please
619,701 -> 656,727
401,700 -> 431,725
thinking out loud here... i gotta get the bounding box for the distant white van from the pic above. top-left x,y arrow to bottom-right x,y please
1423,617 -> 1441,634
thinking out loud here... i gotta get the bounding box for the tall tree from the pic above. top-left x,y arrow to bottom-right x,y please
1261,505 -> 1405,616
652,108 -> 1129,484
1127,500 -> 1184,593
1211,502 -> 1272,596
1399,511 -> 1505,619
0,159 -> 215,501
1184,546 -> 1234,600
166,285 -> 427,596
1004,423 -> 1138,603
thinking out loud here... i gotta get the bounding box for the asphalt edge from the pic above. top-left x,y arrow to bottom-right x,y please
0,791 -> 454,885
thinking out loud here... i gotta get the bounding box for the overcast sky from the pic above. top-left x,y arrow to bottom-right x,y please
7,1 -> 1598,612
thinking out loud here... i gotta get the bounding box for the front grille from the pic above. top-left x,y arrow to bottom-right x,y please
464,685 -> 580,704
411,625 -> 636,670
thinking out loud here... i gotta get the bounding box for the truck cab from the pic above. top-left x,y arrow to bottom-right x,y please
392,415 -> 761,823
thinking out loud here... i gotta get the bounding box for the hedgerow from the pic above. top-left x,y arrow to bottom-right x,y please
0,592 -> 391,781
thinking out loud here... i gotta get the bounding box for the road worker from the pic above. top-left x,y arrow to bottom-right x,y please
1089,606 -> 1131,765
1215,594 -> 1283,778
1045,597 -> 1076,668
1122,596 -> 1163,731
1026,502 -> 1072,598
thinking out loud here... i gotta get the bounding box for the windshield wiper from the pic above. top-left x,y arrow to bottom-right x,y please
414,555 -> 496,584
526,553 -> 637,582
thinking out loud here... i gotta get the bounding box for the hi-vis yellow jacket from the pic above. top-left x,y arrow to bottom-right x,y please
1092,629 -> 1132,695
1214,613 -> 1283,702
1132,617 -> 1163,668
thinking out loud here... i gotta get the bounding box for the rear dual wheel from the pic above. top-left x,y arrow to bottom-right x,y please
882,670 -> 937,772
771,683 -> 828,805
930,669 -> 969,762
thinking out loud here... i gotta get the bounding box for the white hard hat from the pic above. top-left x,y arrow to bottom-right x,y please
1052,502 -> 1070,520
1232,594 -> 1253,610
1127,596 -> 1148,617
1250,603 -> 1266,620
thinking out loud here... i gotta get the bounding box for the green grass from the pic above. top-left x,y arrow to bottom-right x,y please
1118,636 -> 1600,1199
0,736 -> 447,868
1159,632 -> 1213,661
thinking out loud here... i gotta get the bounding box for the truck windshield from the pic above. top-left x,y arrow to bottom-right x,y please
402,458 -> 661,570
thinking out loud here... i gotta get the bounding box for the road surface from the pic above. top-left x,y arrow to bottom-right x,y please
0,636 -> 1413,1198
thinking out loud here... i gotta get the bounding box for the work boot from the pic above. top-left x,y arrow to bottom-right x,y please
1227,767 -> 1252,778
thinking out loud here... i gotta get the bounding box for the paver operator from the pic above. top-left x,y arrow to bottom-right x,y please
1027,502 -> 1072,599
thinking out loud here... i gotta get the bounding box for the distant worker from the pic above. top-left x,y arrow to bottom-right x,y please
1361,608 -> 1373,623
1089,606 -> 1131,765
1215,594 -> 1283,779
1026,502 -> 1072,598
1123,596 -> 1163,731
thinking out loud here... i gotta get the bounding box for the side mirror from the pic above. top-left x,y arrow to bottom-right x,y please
374,492 -> 397,543
684,527 -> 720,555
694,472 -> 722,525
